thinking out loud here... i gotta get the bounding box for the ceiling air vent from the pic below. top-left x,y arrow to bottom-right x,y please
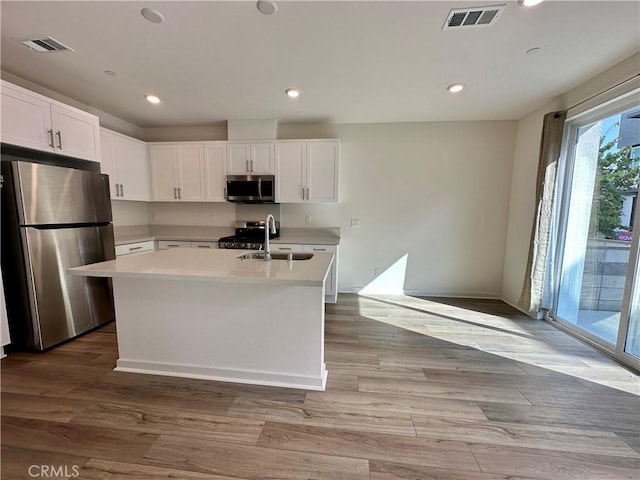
443,4 -> 506,29
21,36 -> 73,53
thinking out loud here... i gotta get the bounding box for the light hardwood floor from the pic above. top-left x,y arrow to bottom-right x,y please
2,294 -> 639,479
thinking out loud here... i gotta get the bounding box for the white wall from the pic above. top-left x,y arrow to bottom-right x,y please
501,52 -> 640,312
281,121 -> 517,296
111,201 -> 149,226
147,202 -> 236,227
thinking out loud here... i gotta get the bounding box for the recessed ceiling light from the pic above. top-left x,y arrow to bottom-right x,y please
285,88 -> 300,98
447,83 -> 465,93
145,94 -> 161,104
518,0 -> 544,6
257,1 -> 278,15
141,8 -> 164,24
104,70 -> 117,76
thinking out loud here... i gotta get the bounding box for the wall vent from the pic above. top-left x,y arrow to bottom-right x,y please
443,4 -> 506,29
21,36 -> 73,52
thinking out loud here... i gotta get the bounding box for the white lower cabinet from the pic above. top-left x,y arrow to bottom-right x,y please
269,244 -> 303,253
192,241 -> 219,249
303,244 -> 338,303
270,242 -> 338,303
157,240 -> 218,250
157,240 -> 192,250
115,240 -> 156,257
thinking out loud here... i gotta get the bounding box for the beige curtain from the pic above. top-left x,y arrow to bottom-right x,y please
520,110 -> 567,315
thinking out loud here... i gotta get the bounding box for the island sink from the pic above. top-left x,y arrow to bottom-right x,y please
238,252 -> 314,261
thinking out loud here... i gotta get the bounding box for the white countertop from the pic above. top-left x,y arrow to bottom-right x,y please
70,248 -> 334,287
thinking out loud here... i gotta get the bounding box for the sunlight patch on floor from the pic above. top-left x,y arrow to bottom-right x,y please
354,294 -> 640,395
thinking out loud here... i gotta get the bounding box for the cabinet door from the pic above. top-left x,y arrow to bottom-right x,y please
307,140 -> 339,203
116,136 -> 149,201
251,143 -> 275,173
228,144 -> 251,173
176,145 -> 205,201
149,145 -> 177,201
99,131 -> 118,199
1,82 -> 53,152
205,142 -> 228,201
50,103 -> 100,161
276,142 -> 306,203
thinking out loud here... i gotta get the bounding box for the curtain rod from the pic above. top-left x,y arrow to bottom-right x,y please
568,73 -> 640,112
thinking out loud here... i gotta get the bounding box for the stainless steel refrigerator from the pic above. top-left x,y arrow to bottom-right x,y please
1,159 -> 115,350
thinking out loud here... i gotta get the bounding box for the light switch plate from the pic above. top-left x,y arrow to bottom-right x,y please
351,218 -> 360,227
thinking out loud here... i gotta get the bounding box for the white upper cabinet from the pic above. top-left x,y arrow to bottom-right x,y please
228,142 -> 275,174
149,143 -> 206,202
276,142 -> 307,203
100,128 -> 149,201
204,142 -> 228,202
276,139 -> 339,204
1,80 -> 100,161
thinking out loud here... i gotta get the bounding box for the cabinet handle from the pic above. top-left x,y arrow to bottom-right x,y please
178,187 -> 182,199
114,184 -> 119,197
246,160 -> 250,172
174,187 -> 177,199
167,244 -> 179,248
47,129 -> 54,147
129,246 -> 143,251
312,248 -> 327,252
279,247 -> 292,251
197,245 -> 210,249
251,160 -> 255,172
56,131 -> 62,149
306,187 -> 310,200
120,184 -> 124,197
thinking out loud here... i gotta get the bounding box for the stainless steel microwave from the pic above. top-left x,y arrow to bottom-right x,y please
225,175 -> 276,203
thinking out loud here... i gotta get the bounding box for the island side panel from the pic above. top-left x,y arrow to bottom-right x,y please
111,277 -> 327,390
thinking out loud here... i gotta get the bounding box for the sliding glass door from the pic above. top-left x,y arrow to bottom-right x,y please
554,95 -> 639,369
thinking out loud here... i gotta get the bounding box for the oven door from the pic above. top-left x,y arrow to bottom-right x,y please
226,175 -> 275,203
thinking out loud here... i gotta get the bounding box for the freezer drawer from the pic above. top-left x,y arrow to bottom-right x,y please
22,224 -> 115,349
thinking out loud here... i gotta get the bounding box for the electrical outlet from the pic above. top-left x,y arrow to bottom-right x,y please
351,218 -> 360,228
211,213 -> 216,223
374,267 -> 381,277
305,214 -> 311,223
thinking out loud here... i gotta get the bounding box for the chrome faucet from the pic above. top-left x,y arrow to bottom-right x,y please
264,214 -> 277,261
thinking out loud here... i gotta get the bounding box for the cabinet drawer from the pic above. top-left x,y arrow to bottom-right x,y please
115,240 -> 156,256
157,240 -> 191,250
302,244 -> 337,254
270,243 -> 303,253
192,241 -> 218,249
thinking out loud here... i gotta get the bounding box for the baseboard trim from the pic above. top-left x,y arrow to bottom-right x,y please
115,359 -> 328,391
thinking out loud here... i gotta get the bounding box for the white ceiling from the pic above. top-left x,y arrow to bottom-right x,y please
1,1 -> 639,128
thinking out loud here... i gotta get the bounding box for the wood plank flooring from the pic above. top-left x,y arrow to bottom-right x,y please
2,294 -> 639,479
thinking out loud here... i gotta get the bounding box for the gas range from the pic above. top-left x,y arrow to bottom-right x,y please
218,220 -> 280,249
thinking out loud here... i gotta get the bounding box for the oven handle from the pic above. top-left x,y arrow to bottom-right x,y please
258,177 -> 262,200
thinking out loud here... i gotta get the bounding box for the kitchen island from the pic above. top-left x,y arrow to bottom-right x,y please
70,248 -> 333,390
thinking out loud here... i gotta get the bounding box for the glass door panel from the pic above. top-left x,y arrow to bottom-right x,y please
556,105 -> 639,351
